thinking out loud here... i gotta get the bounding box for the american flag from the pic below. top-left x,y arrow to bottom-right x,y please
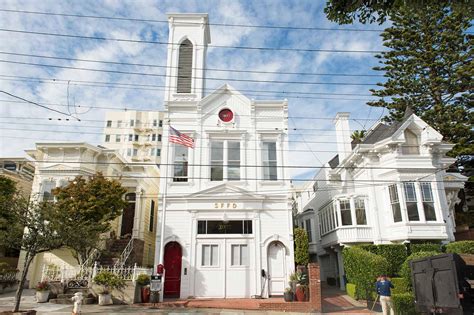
169,126 -> 195,148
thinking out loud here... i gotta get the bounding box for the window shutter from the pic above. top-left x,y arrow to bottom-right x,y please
177,39 -> 193,93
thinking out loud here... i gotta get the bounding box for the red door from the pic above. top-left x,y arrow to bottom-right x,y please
164,242 -> 182,298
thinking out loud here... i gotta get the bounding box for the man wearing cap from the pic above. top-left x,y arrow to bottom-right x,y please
376,274 -> 395,315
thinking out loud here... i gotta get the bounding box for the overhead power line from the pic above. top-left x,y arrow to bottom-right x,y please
0,59 -> 379,86
0,90 -> 79,120
0,75 -> 378,100
0,51 -> 384,78
0,8 -> 387,32
0,28 -> 385,54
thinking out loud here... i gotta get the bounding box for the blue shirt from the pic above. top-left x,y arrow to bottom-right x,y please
376,280 -> 394,296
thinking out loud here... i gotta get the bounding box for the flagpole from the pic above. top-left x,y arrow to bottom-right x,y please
158,119 -> 171,266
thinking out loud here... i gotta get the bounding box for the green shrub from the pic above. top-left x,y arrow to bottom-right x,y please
360,244 -> 407,276
392,293 -> 418,315
409,243 -> 441,254
400,251 -> 438,289
445,241 -> 474,254
136,274 -> 150,286
346,283 -> 357,299
294,227 -> 309,266
93,271 -> 126,294
391,277 -> 409,295
343,247 -> 389,300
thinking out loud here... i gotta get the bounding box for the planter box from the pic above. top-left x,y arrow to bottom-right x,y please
35,291 -> 49,303
98,294 -> 113,306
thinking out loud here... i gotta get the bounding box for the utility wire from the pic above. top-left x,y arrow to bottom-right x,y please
0,51 -> 384,78
0,59 -> 380,86
0,99 -> 382,121
0,28 -> 385,54
0,75 -> 377,99
0,90 -> 79,120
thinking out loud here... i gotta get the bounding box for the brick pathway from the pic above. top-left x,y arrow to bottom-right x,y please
321,283 -> 374,314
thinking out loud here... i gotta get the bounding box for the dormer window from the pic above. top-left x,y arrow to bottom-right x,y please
401,129 -> 420,155
177,39 -> 193,93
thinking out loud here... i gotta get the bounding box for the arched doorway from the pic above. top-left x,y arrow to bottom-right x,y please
267,241 -> 286,296
164,241 -> 182,298
121,193 -> 135,237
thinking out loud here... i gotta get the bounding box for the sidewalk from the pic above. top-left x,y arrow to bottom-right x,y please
321,283 -> 378,314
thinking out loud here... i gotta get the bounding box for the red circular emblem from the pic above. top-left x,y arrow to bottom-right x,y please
218,108 -> 234,122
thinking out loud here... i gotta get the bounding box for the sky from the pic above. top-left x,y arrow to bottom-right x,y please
0,0 -> 388,181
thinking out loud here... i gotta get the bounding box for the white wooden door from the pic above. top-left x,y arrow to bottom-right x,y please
268,242 -> 285,296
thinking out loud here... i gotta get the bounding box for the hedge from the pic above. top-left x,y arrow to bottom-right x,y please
391,277 -> 409,295
360,244 -> 407,276
399,251 -> 439,289
392,293 -> 418,315
346,283 -> 357,299
343,247 -> 389,300
445,241 -> 474,254
409,243 -> 441,254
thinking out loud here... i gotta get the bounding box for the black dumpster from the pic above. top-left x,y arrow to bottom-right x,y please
410,253 -> 473,314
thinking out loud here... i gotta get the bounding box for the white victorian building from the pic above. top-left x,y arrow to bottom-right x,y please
155,13 -> 294,299
294,110 -> 464,290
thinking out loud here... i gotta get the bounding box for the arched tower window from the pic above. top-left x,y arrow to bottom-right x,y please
402,129 -> 420,155
177,39 -> 193,93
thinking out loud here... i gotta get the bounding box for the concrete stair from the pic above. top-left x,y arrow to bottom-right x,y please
98,238 -> 131,266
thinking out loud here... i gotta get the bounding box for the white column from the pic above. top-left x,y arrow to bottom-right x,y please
415,183 -> 426,222
132,188 -> 142,239
349,197 -> 357,226
398,183 -> 409,222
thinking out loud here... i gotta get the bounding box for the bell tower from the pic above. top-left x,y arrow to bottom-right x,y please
164,13 -> 210,102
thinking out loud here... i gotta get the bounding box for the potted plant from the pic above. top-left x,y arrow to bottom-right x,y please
35,281 -> 50,303
136,274 -> 151,303
284,287 -> 294,302
93,271 -> 126,305
289,272 -> 298,294
295,272 -> 308,302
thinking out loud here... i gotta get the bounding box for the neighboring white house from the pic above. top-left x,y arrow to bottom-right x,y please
294,110 -> 465,290
18,142 -> 160,287
155,13 -> 294,299
103,110 -> 165,164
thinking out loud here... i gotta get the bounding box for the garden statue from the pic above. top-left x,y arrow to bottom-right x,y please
71,292 -> 83,315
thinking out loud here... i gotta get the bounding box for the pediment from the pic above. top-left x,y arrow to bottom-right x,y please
391,114 -> 443,143
41,163 -> 74,171
186,183 -> 265,200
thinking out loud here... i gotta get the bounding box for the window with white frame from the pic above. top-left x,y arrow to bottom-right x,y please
106,120 -> 112,127
117,120 -> 122,127
133,149 -> 138,156
389,184 -> 402,222
421,182 -> 436,221
156,148 -> 161,156
128,134 -> 133,142
262,142 -> 277,180
173,145 -> 188,182
105,135 -> 110,142
401,129 -> 420,155
153,119 -> 157,127
305,219 -> 313,242
159,120 -> 163,127
152,134 -> 156,141
355,198 -> 367,225
231,244 -> 248,266
340,199 -> 352,225
130,119 -> 134,127
115,135 -> 121,142
201,244 -> 218,266
403,182 -> 420,221
210,140 -> 240,181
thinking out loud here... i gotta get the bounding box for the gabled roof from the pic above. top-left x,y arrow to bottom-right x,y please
361,108 -> 414,145
185,183 -> 266,200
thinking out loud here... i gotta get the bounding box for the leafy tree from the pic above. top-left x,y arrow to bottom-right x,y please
294,227 -> 309,266
324,1 -> 473,25
367,3 -> 473,156
0,176 -> 19,244
52,173 -> 127,265
2,195 -> 64,312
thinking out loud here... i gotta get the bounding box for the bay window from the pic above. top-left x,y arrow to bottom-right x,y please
262,142 -> 277,180
355,198 -> 367,225
389,184 -> 402,222
403,182 -> 420,221
340,199 -> 352,225
421,182 -> 436,221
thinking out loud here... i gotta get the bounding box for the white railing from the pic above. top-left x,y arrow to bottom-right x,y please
41,262 -> 153,287
81,248 -> 101,268
114,238 -> 134,268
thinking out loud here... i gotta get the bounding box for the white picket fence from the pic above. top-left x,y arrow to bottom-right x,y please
41,262 -> 153,288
